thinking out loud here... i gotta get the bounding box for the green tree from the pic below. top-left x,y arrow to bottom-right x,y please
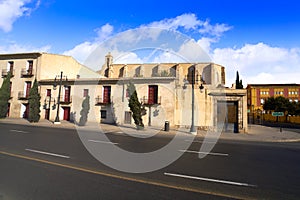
79,95 -> 90,126
235,71 -> 244,89
28,79 -> 41,122
263,96 -> 290,112
0,72 -> 12,118
127,82 -> 144,130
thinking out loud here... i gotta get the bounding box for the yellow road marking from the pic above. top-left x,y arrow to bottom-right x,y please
0,150 -> 252,200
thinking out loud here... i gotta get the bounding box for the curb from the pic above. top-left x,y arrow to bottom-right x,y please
1,119 -> 300,143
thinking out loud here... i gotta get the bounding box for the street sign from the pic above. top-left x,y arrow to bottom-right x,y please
272,112 -> 284,117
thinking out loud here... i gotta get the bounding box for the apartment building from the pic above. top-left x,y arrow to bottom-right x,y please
246,84 -> 300,112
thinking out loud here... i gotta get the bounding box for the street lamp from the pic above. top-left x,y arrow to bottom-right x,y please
183,66 -> 204,134
53,71 -> 68,124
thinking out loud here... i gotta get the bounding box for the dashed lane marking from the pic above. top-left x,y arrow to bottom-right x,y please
164,172 -> 257,187
88,139 -> 118,145
179,150 -> 229,156
25,149 -> 70,159
0,150 -> 253,200
10,129 -> 29,134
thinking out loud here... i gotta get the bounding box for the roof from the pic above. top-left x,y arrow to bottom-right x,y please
247,84 -> 300,88
0,52 -> 42,59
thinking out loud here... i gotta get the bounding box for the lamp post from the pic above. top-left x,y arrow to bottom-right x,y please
184,66 -> 204,134
53,71 -> 67,124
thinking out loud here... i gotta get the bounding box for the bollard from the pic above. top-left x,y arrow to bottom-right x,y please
164,121 -> 169,132
280,127 -> 282,132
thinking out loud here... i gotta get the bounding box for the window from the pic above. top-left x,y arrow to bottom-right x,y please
101,110 -> 107,119
148,85 -> 158,104
27,60 -> 33,74
83,89 -> 89,97
46,89 -> 51,97
64,86 -> 71,102
260,91 -> 268,95
103,86 -> 111,103
8,61 -> 14,71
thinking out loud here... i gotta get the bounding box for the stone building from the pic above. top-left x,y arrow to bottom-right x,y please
0,52 -> 98,120
0,52 -> 248,133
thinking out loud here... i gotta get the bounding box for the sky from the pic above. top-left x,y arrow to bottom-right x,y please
0,0 -> 300,86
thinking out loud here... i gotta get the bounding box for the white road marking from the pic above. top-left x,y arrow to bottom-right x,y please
164,172 -> 256,187
185,139 -> 216,144
10,129 -> 29,134
88,140 -> 118,145
179,150 -> 229,156
25,149 -> 70,159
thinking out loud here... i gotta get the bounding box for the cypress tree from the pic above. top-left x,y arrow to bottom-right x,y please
28,79 -> 41,122
235,71 -> 244,89
79,95 -> 90,126
0,72 -> 12,118
127,82 -> 144,130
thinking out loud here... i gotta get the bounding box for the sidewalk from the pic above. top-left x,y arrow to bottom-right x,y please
1,118 -> 300,143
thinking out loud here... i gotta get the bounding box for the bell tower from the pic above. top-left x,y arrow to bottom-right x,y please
104,52 -> 113,77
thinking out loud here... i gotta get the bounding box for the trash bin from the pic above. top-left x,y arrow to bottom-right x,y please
164,121 -> 169,132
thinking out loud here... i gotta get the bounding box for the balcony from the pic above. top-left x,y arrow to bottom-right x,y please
21,68 -> 34,77
95,96 -> 111,105
140,96 -> 161,105
18,91 -> 29,100
2,69 -> 14,77
59,96 -> 72,104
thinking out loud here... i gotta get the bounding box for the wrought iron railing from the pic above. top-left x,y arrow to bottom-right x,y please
140,96 -> 161,105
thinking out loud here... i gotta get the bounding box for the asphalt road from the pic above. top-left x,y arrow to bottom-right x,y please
0,122 -> 300,200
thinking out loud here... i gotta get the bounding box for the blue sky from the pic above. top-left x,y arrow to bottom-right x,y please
0,0 -> 300,85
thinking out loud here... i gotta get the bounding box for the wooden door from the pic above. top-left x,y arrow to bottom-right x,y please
26,82 -> 31,98
124,111 -> 132,124
63,107 -> 70,121
23,104 -> 29,118
45,109 -> 50,120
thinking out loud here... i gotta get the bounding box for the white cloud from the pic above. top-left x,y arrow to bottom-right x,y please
177,39 -> 211,62
0,0 -> 40,32
196,37 -> 216,53
60,13 -> 300,87
63,41 -> 99,64
95,23 -> 114,42
114,52 -> 143,64
63,23 -> 116,63
0,43 -> 51,53
199,20 -> 232,37
211,43 -> 300,86
142,13 -> 202,30
64,13 -> 231,67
